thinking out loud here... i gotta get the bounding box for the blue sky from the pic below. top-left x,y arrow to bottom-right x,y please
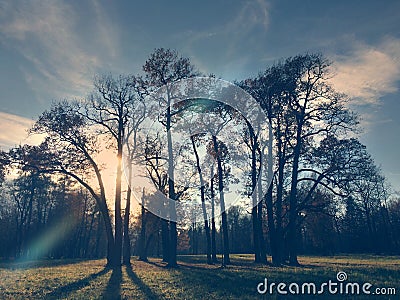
0,0 -> 399,190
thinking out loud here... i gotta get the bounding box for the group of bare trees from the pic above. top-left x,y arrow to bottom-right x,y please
240,53 -> 399,264
0,48 -> 399,269
0,150 -> 107,260
1,73 -> 146,267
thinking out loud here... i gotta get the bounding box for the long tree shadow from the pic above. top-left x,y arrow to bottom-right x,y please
144,259 -> 169,268
43,267 -> 110,299
102,267 -> 122,299
125,264 -> 159,299
169,259 -> 338,299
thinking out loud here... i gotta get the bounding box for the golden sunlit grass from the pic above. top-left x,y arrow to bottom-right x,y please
0,255 -> 398,299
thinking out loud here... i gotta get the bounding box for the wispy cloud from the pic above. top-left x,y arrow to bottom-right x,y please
330,37 -> 400,106
0,112 -> 43,149
188,0 -> 269,40
181,0 -> 270,78
230,0 -> 269,33
90,0 -> 119,60
0,0 -> 119,102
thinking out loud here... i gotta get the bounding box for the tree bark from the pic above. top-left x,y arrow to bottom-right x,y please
212,135 -> 230,266
161,218 -> 170,262
166,99 -> 177,267
250,125 -> 261,262
210,165 -> 218,263
123,164 -> 133,265
288,116 -> 303,266
138,188 -> 147,261
191,136 -> 212,264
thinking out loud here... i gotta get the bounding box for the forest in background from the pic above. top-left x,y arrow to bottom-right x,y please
0,48 -> 399,268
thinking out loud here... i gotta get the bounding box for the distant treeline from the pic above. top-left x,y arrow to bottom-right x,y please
0,172 -> 398,260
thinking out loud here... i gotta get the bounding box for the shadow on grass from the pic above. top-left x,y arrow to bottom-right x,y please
169,259 -> 339,299
102,267 -> 122,300
43,267 -> 110,300
0,258 -> 90,270
100,264 -> 160,299
144,259 -> 169,269
126,264 -> 159,299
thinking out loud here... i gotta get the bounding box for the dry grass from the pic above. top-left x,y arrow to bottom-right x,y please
0,255 -> 398,299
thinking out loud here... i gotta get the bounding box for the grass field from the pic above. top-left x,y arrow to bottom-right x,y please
0,255 -> 398,299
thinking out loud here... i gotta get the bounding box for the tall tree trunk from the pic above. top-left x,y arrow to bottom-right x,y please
250,127 -> 260,262
191,220 -> 197,254
166,102 -> 177,267
94,212 -> 103,258
138,189 -> 148,261
25,174 -> 35,257
274,120 -> 286,266
273,148 -> 286,265
191,136 -> 212,264
257,190 -> 267,263
265,123 -> 277,264
169,213 -> 177,266
257,130 -> 269,263
161,218 -> 170,262
288,118 -> 303,266
212,135 -> 230,266
252,201 -> 260,261
113,134 -> 123,267
210,165 -> 218,263
265,181 -> 277,264
123,164 -> 133,265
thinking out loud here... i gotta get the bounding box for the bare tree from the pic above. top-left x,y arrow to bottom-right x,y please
190,133 -> 212,264
143,134 -> 169,262
83,74 -> 139,266
122,76 -> 147,266
142,48 -> 197,266
242,53 -> 358,265
28,102 -> 116,266
284,54 -> 357,265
